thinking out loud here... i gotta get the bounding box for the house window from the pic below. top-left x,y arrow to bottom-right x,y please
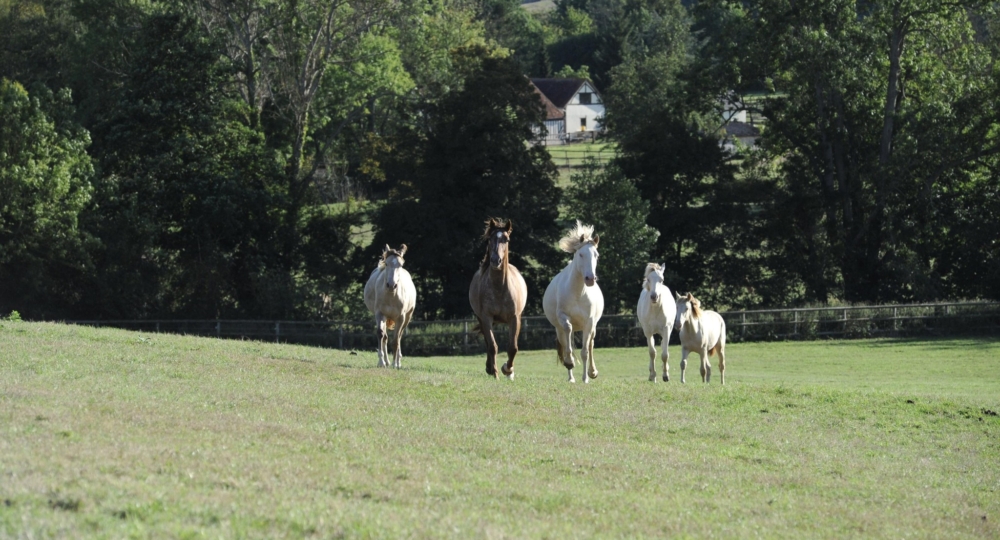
580,117 -> 587,131
579,92 -> 592,105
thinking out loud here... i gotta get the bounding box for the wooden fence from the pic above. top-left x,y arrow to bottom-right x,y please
64,301 -> 1000,356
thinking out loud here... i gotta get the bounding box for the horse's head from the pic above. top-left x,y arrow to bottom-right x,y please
559,220 -> 600,287
573,234 -> 600,287
644,262 -> 666,303
381,244 -> 407,291
483,218 -> 512,270
674,292 -> 701,330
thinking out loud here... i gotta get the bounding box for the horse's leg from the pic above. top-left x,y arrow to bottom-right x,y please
661,326 -> 671,382
584,325 -> 598,382
646,331 -> 657,381
718,335 -> 726,385
680,346 -> 689,384
558,314 -> 576,383
501,316 -> 520,380
393,312 -> 412,369
375,313 -> 388,368
700,347 -> 711,383
482,317 -> 499,378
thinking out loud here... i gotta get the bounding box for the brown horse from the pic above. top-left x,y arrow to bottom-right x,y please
469,218 -> 528,379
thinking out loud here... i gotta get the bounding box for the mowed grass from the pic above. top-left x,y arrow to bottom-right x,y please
2,322 -> 999,538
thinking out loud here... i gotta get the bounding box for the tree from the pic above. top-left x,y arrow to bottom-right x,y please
564,160 -> 658,313
0,79 -> 95,318
85,14 -> 286,318
474,0 -> 550,77
753,0 -> 1000,302
371,45 -> 561,318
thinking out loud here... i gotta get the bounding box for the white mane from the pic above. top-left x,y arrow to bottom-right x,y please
558,220 -> 597,253
642,263 -> 662,288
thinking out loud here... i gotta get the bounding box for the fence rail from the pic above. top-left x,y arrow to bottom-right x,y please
64,301 -> 1000,356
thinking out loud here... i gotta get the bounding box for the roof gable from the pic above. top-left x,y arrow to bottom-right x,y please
530,78 -> 593,109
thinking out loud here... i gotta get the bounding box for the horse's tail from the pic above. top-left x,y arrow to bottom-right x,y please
555,337 -> 564,365
386,318 -> 396,331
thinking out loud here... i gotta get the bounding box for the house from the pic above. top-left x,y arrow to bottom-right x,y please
722,121 -> 761,153
529,78 -> 605,145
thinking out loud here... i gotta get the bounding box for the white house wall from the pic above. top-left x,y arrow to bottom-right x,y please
565,83 -> 604,133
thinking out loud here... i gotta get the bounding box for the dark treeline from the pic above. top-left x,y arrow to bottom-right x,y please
1,0 -> 998,322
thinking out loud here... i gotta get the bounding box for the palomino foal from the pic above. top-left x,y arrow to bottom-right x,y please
674,293 -> 727,384
363,245 -> 416,369
637,263 -> 677,382
543,221 -> 604,383
469,218 -> 528,379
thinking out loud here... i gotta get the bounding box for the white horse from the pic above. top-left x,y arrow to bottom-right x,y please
363,244 -> 416,369
637,263 -> 677,382
674,293 -> 727,384
543,221 -> 604,383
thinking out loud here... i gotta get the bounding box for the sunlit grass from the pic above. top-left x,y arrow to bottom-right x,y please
2,322 -> 998,538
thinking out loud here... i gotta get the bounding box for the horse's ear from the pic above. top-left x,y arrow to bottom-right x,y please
593,233 -> 600,247
661,262 -> 666,272
505,219 -> 513,233
399,244 -> 408,257
383,244 -> 390,256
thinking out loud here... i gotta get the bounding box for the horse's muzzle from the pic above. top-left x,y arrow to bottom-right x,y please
386,282 -> 398,290
584,276 -> 597,287
650,293 -> 659,303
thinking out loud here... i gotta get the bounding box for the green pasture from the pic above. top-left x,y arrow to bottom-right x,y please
2,322 -> 999,538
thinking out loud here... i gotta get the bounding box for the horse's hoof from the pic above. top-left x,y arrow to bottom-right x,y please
506,372 -> 515,381
501,364 -> 513,377
589,372 -> 598,380
663,374 -> 670,382
649,374 -> 657,382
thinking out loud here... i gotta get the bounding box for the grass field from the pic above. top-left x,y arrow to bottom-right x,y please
2,321 -> 999,538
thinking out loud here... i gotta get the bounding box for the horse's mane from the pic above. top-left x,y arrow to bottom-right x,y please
686,293 -> 703,319
558,220 -> 596,253
377,245 -> 407,270
642,263 -> 662,288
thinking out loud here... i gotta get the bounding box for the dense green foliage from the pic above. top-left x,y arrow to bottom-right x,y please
0,0 -> 998,320
0,79 -> 94,318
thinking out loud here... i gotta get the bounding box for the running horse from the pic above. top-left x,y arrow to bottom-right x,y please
543,220 -> 604,383
469,218 -> 528,379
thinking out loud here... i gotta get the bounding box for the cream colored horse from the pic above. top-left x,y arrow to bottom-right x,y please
637,263 -> 676,382
674,293 -> 727,384
363,245 -> 416,368
543,221 -> 604,383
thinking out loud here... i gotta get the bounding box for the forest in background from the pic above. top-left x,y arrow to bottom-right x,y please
1,0 -> 999,321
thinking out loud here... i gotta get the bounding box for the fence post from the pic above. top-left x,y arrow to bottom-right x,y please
275,321 -> 280,344
842,308 -> 848,336
216,320 -> 221,338
156,322 -> 160,333
893,307 -> 898,332
794,310 -> 799,338
339,324 -> 344,349
741,312 -> 746,339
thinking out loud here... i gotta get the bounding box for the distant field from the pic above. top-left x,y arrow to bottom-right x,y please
2,322 -> 999,538
521,0 -> 556,14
